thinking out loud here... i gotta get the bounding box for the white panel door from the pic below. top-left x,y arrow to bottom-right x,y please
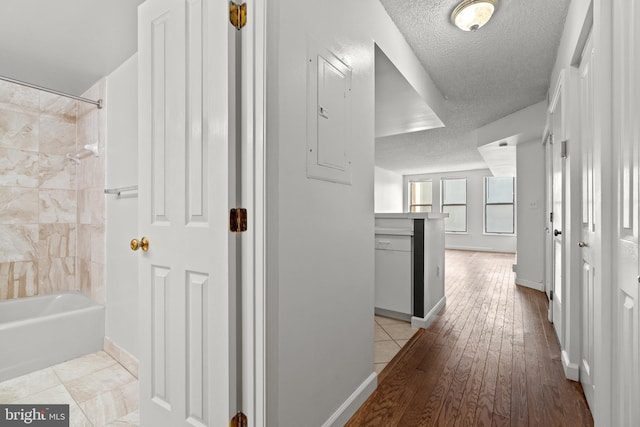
544,134 -> 553,312
550,75 -> 565,346
138,0 -> 237,426
613,1 -> 640,425
578,31 -> 595,410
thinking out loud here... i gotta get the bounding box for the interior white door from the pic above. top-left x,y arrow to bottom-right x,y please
544,134 -> 554,310
138,0 -> 237,426
550,77 -> 565,346
578,31 -> 596,410
613,1 -> 640,424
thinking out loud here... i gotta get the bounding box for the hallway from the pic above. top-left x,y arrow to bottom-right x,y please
348,250 -> 593,426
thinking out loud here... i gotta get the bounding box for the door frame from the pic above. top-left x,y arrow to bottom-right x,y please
543,130 -> 553,322
562,1 -> 614,424
610,0 -> 640,425
589,1 -> 614,425
549,71 -> 566,348
575,29 -> 595,406
240,0 -> 267,424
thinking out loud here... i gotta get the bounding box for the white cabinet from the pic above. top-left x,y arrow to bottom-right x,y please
375,233 -> 413,319
374,213 -> 447,328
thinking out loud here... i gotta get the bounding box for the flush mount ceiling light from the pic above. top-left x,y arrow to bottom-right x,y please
451,0 -> 498,32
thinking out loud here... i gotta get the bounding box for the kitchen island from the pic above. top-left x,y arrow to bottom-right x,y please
375,212 -> 447,329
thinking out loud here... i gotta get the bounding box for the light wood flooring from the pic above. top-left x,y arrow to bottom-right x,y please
348,250 -> 593,427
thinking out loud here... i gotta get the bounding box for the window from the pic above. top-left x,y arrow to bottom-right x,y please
442,178 -> 467,232
485,176 -> 515,234
409,181 -> 432,212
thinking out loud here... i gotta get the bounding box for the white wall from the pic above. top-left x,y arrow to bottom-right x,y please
105,54 -> 138,357
515,140 -> 545,290
403,169 -> 517,253
265,0 -> 443,424
374,166 -> 403,212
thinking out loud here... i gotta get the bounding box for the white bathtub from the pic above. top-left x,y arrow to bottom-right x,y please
0,292 -> 105,382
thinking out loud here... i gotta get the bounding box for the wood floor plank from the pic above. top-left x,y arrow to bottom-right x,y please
348,250 -> 594,427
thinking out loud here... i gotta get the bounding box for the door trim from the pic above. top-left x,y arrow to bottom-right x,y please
240,0 -> 267,424
591,1 -> 614,424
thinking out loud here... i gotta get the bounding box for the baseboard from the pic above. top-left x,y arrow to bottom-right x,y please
104,336 -> 139,378
515,277 -> 545,292
561,350 -> 579,381
374,307 -> 412,322
411,296 -> 446,329
322,372 -> 377,427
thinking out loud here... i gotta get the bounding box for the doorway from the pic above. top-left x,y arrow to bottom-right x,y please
549,73 -> 566,347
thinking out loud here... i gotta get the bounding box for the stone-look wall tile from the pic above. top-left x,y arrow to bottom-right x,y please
0,187 -> 38,224
78,80 -> 106,157
40,93 -> 77,122
0,148 -> 39,187
0,108 -> 39,151
77,108 -> 97,149
90,262 -> 105,304
0,261 -> 38,300
90,225 -> 105,264
0,81 -> 40,112
38,224 -> 76,258
76,109 -> 105,189
78,190 -> 90,225
78,189 -> 105,225
39,189 -> 77,223
77,224 -> 105,302
39,153 -> 76,189
77,258 -> 91,298
38,256 -> 76,295
39,116 -> 76,155
0,82 -> 110,302
77,224 -> 92,260
77,154 -> 105,190
0,224 -> 38,262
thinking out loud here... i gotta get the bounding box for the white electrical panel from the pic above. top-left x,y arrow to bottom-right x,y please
306,38 -> 352,184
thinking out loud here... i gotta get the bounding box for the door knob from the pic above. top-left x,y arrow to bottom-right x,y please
554,229 -> 562,236
130,237 -> 149,251
578,241 -> 588,247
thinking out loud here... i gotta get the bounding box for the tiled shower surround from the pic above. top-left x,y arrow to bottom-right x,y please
0,79 -> 105,303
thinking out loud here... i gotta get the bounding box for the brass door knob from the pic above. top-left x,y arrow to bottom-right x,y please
578,241 -> 588,248
130,237 -> 150,251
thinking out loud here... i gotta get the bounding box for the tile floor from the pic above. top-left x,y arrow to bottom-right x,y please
0,321 -> 412,426
374,315 -> 418,374
0,351 -> 139,427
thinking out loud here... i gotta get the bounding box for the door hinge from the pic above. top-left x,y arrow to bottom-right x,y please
229,1 -> 247,30
550,290 -> 554,301
230,412 -> 248,427
550,212 -> 553,223
230,208 -> 248,232
561,139 -> 568,158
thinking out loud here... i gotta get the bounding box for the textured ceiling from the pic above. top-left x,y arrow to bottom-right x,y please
0,0 -> 144,96
376,0 -> 571,175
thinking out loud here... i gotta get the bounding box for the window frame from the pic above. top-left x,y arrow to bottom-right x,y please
408,180 -> 433,213
484,176 -> 516,235
441,178 -> 467,233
